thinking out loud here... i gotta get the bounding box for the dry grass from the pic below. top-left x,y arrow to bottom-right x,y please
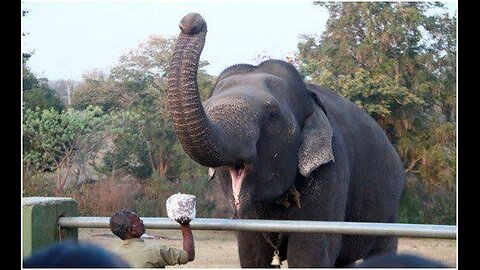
68,180 -> 141,216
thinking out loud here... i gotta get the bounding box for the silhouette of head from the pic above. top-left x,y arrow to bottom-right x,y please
23,240 -> 130,268
355,253 -> 448,268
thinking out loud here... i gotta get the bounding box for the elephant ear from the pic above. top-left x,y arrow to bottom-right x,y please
298,94 -> 334,178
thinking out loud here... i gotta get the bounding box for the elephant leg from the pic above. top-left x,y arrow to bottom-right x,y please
333,234 -> 398,267
335,213 -> 399,267
334,235 -> 376,267
286,233 -> 342,267
236,231 -> 276,268
369,236 -> 398,256
368,212 -> 399,258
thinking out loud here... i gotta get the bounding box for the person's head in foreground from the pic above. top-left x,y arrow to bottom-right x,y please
23,240 -> 130,268
355,253 -> 448,268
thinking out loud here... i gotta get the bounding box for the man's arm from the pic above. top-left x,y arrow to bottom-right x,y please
178,219 -> 195,261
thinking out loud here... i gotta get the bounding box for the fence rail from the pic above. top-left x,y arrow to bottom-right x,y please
58,217 -> 456,239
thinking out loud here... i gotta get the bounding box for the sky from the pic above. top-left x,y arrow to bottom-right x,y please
22,0 -> 457,81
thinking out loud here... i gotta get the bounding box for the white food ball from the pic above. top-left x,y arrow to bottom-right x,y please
166,193 -> 196,220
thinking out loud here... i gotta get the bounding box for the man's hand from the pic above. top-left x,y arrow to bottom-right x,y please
175,217 -> 191,225
178,217 -> 195,262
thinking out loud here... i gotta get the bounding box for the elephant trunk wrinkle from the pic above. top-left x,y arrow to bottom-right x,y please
167,13 -> 234,168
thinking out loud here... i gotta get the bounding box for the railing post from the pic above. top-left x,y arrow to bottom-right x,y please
22,197 -> 78,258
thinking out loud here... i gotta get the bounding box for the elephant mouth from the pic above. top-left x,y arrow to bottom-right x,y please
228,165 -> 246,209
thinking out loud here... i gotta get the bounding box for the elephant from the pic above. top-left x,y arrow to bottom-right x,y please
166,13 -> 405,267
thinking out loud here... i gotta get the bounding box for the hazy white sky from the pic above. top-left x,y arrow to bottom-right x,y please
22,0 -> 457,81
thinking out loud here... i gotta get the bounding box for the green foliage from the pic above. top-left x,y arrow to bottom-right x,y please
398,176 -> 456,225
71,70 -> 120,111
23,106 -> 107,169
98,110 -> 157,180
23,54 -> 65,111
23,87 -> 65,112
72,35 -> 215,184
297,2 -> 456,219
133,178 -> 176,217
319,68 -> 424,118
22,56 -> 38,90
23,106 -> 110,195
396,121 -> 456,188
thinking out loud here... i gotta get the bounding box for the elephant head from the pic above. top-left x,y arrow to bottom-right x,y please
167,13 -> 334,213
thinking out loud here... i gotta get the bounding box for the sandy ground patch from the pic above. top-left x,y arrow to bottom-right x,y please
79,228 -> 456,268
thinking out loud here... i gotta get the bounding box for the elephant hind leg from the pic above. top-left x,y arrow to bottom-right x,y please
368,212 -> 399,257
368,235 -> 398,256
333,235 -> 376,267
333,235 -> 398,267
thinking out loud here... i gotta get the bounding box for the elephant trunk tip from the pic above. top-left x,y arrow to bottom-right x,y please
179,13 -> 207,35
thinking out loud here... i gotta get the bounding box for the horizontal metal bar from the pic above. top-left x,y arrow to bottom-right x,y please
58,217 -> 456,239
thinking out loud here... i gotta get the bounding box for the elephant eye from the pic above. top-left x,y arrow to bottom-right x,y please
268,110 -> 278,119
264,102 -> 279,119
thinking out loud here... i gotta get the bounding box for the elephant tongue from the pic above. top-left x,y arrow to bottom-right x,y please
229,166 -> 245,208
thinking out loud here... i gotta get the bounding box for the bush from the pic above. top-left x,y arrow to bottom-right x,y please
132,176 -> 177,217
23,172 -> 56,197
23,87 -> 65,112
398,174 -> 456,225
67,179 -> 141,216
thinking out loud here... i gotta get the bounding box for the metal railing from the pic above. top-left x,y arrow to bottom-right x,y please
58,217 -> 456,239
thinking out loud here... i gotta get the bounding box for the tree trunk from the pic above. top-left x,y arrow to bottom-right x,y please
158,157 -> 168,180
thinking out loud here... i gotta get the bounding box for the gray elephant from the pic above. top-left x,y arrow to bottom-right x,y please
166,13 -> 405,267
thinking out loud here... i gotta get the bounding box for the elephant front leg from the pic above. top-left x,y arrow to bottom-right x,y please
286,233 -> 342,267
236,231 -> 278,268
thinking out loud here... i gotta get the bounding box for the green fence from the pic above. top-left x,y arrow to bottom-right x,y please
22,197 -> 78,257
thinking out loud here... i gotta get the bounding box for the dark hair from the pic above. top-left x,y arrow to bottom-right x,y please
23,240 -> 130,268
355,253 -> 448,268
110,208 -> 136,240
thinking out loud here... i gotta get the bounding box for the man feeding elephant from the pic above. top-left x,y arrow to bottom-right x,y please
109,207 -> 195,268
166,13 -> 404,267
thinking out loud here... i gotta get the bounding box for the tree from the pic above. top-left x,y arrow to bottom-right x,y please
23,106 -> 110,195
23,84 -> 65,112
71,70 -> 122,111
22,8 -> 64,112
72,35 -> 215,181
23,55 -> 37,90
49,79 -> 80,107
298,2 -> 456,185
23,55 -> 65,112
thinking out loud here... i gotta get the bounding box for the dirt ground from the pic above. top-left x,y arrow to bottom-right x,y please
79,228 -> 456,268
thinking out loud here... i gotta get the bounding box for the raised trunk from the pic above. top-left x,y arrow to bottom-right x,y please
167,13 -> 234,168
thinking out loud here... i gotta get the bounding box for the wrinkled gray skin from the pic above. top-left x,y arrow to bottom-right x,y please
167,13 -> 405,268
